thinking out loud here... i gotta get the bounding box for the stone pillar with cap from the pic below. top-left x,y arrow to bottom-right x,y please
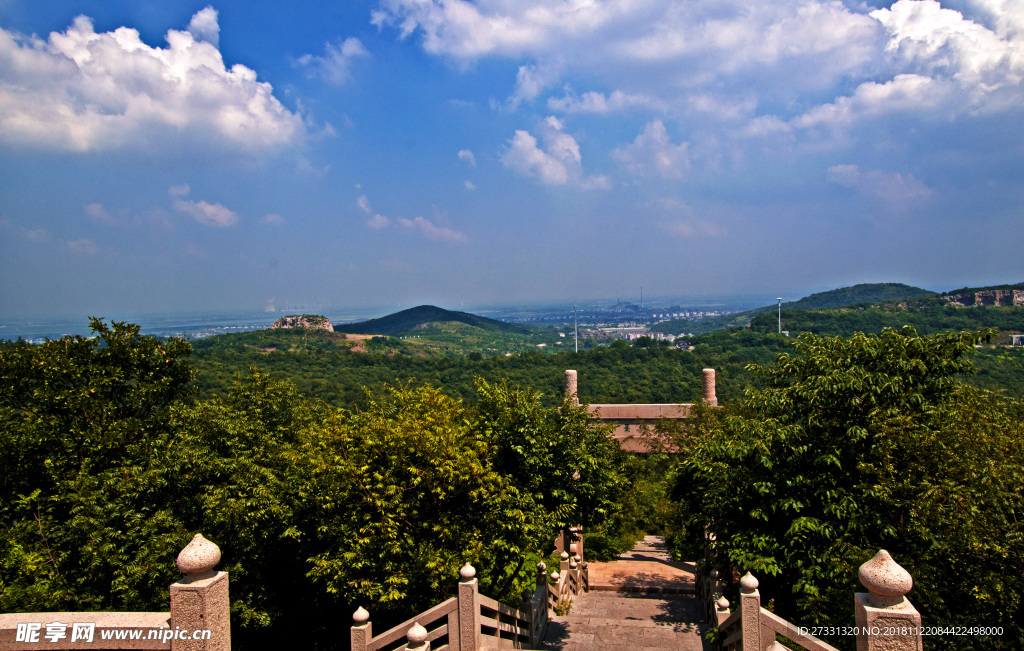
716,596 -> 731,626
457,563 -> 480,651
738,572 -> 762,651
404,622 -> 429,651
855,550 -> 923,651
351,607 -> 371,651
703,368 -> 718,407
169,534 -> 230,651
565,370 -> 579,406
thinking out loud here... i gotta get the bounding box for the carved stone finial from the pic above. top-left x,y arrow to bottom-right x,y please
739,572 -> 759,593
537,561 -> 547,573
353,607 -> 369,624
551,571 -> 560,581
560,551 -> 570,561
710,568 -> 719,580
716,596 -> 730,611
176,534 -> 221,576
859,550 -> 913,608
459,563 -> 476,581
569,558 -> 577,569
407,622 -> 428,645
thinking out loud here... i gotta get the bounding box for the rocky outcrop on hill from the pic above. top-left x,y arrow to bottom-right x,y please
944,290 -> 1024,307
272,314 -> 333,331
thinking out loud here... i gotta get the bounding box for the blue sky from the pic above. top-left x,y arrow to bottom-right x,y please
2,0 -> 1023,319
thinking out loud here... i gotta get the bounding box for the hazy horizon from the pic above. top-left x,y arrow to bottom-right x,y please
2,1 -> 1022,321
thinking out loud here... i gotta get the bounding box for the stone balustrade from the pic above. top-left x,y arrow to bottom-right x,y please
0,534 -> 230,651
702,550 -> 923,651
352,533 -> 587,651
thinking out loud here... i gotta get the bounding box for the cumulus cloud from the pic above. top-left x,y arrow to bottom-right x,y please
612,120 -> 690,179
186,6 -> 220,48
501,116 -> 609,188
827,164 -> 933,203
0,9 -> 304,153
397,216 -> 467,242
263,213 -> 285,225
169,184 -> 239,227
296,37 -> 370,85
464,180 -> 477,190
458,149 -> 476,166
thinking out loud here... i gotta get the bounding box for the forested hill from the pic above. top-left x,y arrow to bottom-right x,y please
335,305 -> 532,336
652,283 -> 936,334
782,283 -> 934,310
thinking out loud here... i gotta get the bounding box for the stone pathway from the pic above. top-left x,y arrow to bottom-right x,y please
542,536 -> 711,650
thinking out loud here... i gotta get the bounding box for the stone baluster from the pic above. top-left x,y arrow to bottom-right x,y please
351,607 -> 371,651
565,370 -> 579,406
457,563 -> 480,651
405,622 -> 429,651
716,596 -> 731,626
536,561 -> 547,589
738,572 -> 762,651
170,534 -> 230,651
703,368 -> 718,407
855,550 -> 922,651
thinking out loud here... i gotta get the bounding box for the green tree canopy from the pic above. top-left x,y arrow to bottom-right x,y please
675,327 -> 1024,650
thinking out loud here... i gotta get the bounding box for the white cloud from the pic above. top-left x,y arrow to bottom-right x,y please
458,149 -> 476,166
397,216 -> 467,242
464,180 -> 477,190
508,61 -> 561,108
263,213 -> 285,225
296,37 -> 370,85
612,120 -> 690,179
366,214 -> 391,229
0,10 -> 304,153
169,185 -> 239,227
548,89 -> 659,114
501,115 -> 608,188
84,202 -> 118,226
186,6 -> 220,48
827,164 -> 933,203
872,0 -> 1024,87
357,194 -> 391,229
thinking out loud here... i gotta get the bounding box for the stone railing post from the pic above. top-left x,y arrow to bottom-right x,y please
565,370 -> 579,406
855,550 -> 923,651
404,622 -> 429,651
457,563 -> 480,651
738,572 -> 762,651
351,607 -> 371,651
169,534 -> 230,651
716,596 -> 731,626
559,551 -> 570,577
703,368 -> 718,407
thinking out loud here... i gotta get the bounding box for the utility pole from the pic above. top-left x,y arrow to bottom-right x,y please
574,304 -> 578,353
777,297 -> 783,334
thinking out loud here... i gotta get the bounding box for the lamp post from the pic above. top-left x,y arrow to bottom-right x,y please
777,297 -> 782,334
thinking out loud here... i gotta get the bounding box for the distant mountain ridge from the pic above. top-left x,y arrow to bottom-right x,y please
335,305 -> 532,337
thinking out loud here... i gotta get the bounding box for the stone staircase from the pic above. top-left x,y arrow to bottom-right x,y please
541,537 -> 711,650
